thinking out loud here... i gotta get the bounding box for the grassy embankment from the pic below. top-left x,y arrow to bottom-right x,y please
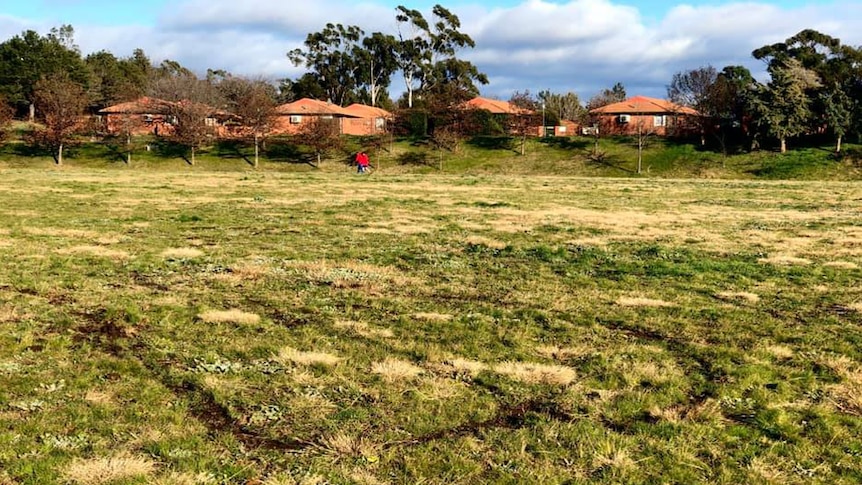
1,120 -> 861,179
0,170 -> 861,484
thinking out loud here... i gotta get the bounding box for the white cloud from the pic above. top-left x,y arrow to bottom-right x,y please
6,0 -> 862,100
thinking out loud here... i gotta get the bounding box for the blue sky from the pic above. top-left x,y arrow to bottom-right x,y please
0,0 -> 859,100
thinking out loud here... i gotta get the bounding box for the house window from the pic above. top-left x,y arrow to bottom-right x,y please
142,114 -> 154,122
321,115 -> 333,120
289,115 -> 302,124
205,117 -> 217,127
618,114 -> 631,123
653,115 -> 666,127
374,117 -> 385,129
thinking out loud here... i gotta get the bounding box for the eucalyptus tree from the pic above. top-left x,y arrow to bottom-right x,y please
394,4 -> 487,108
288,23 -> 365,106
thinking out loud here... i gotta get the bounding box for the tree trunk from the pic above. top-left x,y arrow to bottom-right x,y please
57,143 -> 64,165
254,133 -> 260,168
29,103 -> 35,123
191,146 -> 196,165
836,134 -> 842,154
316,152 -> 321,166
520,135 -> 526,156
126,133 -> 132,165
780,137 -> 786,154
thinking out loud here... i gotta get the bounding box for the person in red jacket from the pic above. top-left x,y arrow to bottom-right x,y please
356,151 -> 369,173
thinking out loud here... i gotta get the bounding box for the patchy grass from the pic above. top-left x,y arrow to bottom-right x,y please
0,170 -> 861,484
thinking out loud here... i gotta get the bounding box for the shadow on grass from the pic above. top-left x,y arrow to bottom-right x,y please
539,137 -> 590,151
467,136 -> 514,151
264,139 -> 318,167
153,140 -> 192,165
586,150 -> 636,174
213,139 -> 254,166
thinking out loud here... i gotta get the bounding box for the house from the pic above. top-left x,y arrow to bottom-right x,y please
98,97 -> 173,136
272,98 -> 360,135
589,96 -> 700,136
462,96 -> 539,136
99,97 -> 238,138
342,104 -> 393,136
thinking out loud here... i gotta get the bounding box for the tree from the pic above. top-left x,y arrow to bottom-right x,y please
667,66 -> 720,144
750,59 -> 820,153
538,90 -> 585,126
586,82 -> 626,110
288,23 -> 364,106
85,50 -> 150,110
357,32 -> 399,107
227,78 -> 278,167
0,25 -> 88,120
294,117 -> 343,166
395,5 -> 487,108
821,83 -> 853,153
0,95 -> 13,141
32,73 -> 87,165
508,90 -> 540,156
150,74 -> 223,165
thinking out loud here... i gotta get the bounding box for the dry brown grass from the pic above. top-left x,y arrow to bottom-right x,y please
436,357 -> 489,376
757,255 -> 812,266
61,453 -> 156,484
763,345 -> 795,359
197,309 -> 261,325
494,361 -> 577,386
56,245 -> 130,260
333,320 -> 394,339
615,296 -> 676,308
161,247 -> 204,259
716,291 -> 761,303
823,261 -> 859,269
277,348 -> 341,367
412,312 -> 453,322
23,227 -> 100,238
371,358 -> 424,381
535,344 -> 593,360
848,302 -> 862,313
464,235 -> 508,250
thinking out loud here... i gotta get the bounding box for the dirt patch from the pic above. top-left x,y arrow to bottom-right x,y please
57,245 -> 130,260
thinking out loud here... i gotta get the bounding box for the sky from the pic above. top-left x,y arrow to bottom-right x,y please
0,0 -> 860,101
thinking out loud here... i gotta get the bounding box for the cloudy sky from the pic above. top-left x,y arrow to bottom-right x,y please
1,0 -> 860,101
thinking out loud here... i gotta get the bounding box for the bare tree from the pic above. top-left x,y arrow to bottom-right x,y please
228,78 -> 277,168
150,74 -> 223,165
508,90 -> 540,156
633,116 -> 655,174
294,117 -> 343,166
32,73 -> 87,165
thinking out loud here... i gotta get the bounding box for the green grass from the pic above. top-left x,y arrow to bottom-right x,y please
0,170 -> 861,484
2,130 -> 861,180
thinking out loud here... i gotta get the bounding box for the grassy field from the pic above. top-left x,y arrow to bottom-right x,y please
1,169 -> 861,484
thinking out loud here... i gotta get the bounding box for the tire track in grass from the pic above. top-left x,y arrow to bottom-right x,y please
72,306 -> 313,455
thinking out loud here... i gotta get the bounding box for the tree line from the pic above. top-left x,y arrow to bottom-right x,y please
666,29 -> 862,154
0,15 -> 859,164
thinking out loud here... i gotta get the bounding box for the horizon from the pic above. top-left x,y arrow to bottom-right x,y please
1,0 -> 860,100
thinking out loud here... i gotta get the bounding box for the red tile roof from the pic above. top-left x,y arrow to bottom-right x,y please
99,97 -> 171,114
275,98 -> 359,117
343,104 -> 392,118
590,96 -> 700,115
464,96 -> 536,115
